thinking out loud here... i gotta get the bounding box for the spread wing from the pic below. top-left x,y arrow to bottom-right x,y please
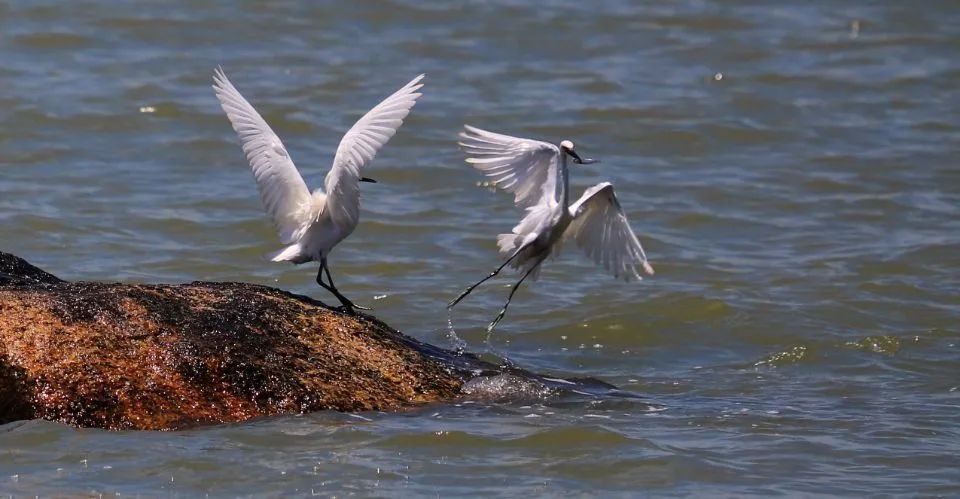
324,74 -> 425,229
458,125 -> 560,209
212,67 -> 312,244
565,182 -> 655,281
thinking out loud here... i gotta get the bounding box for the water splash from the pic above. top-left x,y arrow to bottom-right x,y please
445,308 -> 467,355
461,374 -> 552,402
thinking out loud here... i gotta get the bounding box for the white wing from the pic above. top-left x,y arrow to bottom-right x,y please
565,182 -> 655,281
212,67 -> 313,244
458,125 -> 560,209
324,74 -> 425,229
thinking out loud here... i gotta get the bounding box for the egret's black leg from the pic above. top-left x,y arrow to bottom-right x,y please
316,265 -> 327,286
313,264 -> 340,309
448,249 -> 524,308
315,260 -> 345,309
319,257 -> 370,313
316,258 -> 353,312
486,260 -> 541,335
323,262 -> 335,289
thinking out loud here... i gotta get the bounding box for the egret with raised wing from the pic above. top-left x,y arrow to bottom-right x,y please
213,68 -> 424,312
449,125 -> 654,332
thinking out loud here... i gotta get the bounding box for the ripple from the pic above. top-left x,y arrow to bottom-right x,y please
754,346 -> 809,367
511,426 -> 642,450
2,0 -> 959,495
13,33 -> 94,49
843,335 -> 903,356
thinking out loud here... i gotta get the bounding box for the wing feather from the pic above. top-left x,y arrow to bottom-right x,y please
458,125 -> 560,209
565,182 -> 654,281
212,67 -> 313,244
324,74 -> 425,228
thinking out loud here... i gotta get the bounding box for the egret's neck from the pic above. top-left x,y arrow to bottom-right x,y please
559,151 -> 570,208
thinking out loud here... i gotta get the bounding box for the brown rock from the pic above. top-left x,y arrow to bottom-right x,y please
0,251 -> 475,430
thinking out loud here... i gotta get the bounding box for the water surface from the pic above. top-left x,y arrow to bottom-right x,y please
1,0 -> 958,496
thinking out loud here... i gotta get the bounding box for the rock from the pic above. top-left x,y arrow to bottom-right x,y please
0,251 -> 475,430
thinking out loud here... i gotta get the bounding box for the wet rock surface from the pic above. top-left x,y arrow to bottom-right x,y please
0,251 -> 476,430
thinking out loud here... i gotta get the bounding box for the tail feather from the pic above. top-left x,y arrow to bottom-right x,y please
266,244 -> 303,262
496,233 -> 520,256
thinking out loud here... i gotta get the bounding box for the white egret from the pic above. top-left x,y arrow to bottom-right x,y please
212,68 -> 424,312
449,125 -> 654,331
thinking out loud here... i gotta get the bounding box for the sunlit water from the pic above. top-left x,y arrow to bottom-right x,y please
1,1 -> 959,496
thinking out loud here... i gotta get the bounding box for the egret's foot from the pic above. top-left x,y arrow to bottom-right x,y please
336,302 -> 372,315
486,311 -> 507,335
447,292 -> 467,309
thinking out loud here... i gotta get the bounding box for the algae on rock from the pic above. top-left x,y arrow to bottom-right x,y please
0,251 -> 469,430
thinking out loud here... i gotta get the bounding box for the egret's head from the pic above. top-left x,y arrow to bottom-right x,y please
560,139 -> 598,165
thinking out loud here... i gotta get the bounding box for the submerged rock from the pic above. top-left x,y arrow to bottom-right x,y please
0,251 -> 469,430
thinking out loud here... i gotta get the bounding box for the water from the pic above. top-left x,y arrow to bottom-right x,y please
1,0 -> 959,495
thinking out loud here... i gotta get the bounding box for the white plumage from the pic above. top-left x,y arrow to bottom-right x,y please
213,67 -> 424,311
461,125 -> 559,209
450,125 -> 654,331
566,182 -> 656,281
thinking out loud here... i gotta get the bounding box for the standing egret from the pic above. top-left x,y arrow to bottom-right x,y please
213,68 -> 424,313
449,125 -> 654,332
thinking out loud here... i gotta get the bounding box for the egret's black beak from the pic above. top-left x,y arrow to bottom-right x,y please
360,177 -> 378,183
567,149 -> 599,165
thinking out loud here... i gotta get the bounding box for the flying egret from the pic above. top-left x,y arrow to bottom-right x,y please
449,125 -> 654,332
212,68 -> 424,313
